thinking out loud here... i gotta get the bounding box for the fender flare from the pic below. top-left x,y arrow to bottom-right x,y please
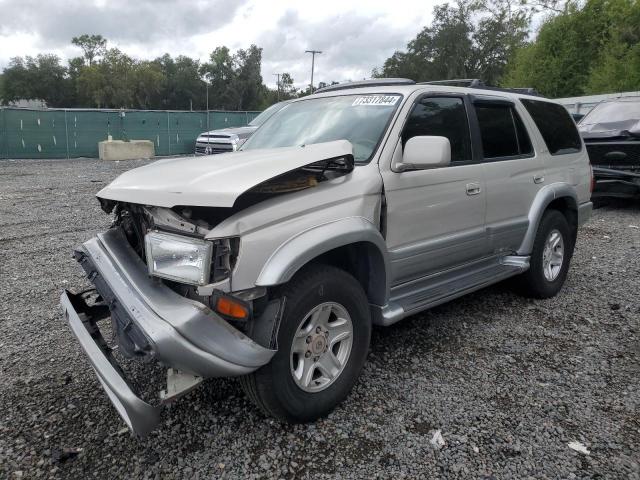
255,216 -> 390,304
517,183 -> 578,255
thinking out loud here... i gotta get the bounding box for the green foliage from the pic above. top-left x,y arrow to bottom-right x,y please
2,54 -> 73,107
585,0 -> 640,93
1,34 -> 288,110
156,54 -> 206,110
199,45 -> 265,110
375,0 -> 531,85
71,34 -> 107,66
504,0 -> 640,96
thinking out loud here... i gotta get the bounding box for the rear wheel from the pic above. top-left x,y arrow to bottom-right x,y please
240,265 -> 371,422
517,209 -> 574,298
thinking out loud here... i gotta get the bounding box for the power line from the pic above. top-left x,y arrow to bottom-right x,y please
305,50 -> 322,92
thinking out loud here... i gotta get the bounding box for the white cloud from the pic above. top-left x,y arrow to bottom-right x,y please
0,0 -> 443,89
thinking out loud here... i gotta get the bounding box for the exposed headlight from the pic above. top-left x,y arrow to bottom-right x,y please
145,231 -> 213,285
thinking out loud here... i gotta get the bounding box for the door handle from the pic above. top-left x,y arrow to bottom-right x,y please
533,174 -> 545,184
466,182 -> 482,195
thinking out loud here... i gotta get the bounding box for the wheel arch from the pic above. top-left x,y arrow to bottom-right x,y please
518,183 -> 578,255
255,217 -> 390,306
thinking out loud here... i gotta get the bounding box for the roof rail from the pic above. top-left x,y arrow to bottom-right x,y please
420,79 -> 541,96
315,78 -> 415,93
421,79 -> 485,88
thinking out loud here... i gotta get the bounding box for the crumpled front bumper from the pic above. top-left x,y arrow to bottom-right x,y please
60,227 -> 276,437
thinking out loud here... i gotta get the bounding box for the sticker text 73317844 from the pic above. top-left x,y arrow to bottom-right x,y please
352,95 -> 399,107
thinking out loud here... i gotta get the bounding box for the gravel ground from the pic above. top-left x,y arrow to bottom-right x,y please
1,157 -> 639,479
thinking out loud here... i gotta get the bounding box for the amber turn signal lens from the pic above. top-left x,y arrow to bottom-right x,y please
216,297 -> 248,319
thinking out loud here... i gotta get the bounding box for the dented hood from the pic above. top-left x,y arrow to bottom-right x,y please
97,140 -> 353,208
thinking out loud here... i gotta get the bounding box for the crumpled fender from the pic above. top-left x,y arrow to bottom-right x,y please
255,216 -> 390,305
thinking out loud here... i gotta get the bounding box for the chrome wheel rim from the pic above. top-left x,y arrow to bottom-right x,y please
290,302 -> 353,393
542,229 -> 564,281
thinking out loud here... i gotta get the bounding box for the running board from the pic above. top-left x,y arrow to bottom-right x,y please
372,255 -> 529,326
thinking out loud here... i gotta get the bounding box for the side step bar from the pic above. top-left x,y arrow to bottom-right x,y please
373,255 -> 529,326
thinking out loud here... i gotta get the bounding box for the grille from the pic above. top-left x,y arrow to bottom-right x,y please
586,141 -> 640,169
200,134 -> 230,139
195,143 -> 234,155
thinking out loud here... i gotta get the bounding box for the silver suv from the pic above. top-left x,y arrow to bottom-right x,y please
62,79 -> 593,437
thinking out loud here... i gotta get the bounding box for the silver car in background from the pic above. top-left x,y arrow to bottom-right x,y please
194,101 -> 289,155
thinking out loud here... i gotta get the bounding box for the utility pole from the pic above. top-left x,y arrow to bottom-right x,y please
305,50 -> 322,92
273,73 -> 281,101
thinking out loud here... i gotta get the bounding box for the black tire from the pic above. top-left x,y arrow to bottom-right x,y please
239,265 -> 371,423
517,209 -> 575,299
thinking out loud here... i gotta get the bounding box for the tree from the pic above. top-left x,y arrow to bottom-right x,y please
0,34 -> 286,110
584,0 -> 640,93
232,45 -> 264,110
280,73 -> 297,98
155,54 -> 205,110
1,54 -> 72,107
375,0 -> 531,86
503,0 -> 640,96
77,64 -> 108,107
200,46 -> 236,109
72,34 -> 107,66
131,61 -> 164,108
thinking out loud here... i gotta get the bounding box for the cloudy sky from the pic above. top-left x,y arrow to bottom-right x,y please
0,0 -> 443,89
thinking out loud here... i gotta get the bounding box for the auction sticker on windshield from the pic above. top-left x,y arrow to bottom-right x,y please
352,95 -> 399,107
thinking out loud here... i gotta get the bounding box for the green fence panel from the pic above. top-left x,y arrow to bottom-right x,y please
0,109 -> 7,159
119,111 -> 166,154
209,111 -> 254,130
168,111 -> 208,156
68,110 -> 118,158
4,109 -> 68,159
0,108 -> 261,160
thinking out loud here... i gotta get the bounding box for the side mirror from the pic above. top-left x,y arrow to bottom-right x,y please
398,136 -> 451,171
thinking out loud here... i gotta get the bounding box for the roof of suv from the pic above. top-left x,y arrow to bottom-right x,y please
302,83 -> 550,104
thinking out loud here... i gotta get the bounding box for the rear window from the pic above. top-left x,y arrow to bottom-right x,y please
475,104 -> 533,159
521,99 -> 582,155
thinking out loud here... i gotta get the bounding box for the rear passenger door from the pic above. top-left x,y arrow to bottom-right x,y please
470,96 -> 545,254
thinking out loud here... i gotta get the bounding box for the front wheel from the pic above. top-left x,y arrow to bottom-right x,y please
517,209 -> 574,299
240,265 -> 371,423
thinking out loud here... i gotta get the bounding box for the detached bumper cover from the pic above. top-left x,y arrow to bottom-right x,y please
61,290 -> 161,437
61,227 -> 275,436
592,166 -> 640,198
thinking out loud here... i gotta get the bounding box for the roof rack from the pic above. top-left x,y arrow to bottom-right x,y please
420,79 -> 541,96
315,78 -> 415,93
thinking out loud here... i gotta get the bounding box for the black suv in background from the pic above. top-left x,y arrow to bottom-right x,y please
579,97 -> 640,199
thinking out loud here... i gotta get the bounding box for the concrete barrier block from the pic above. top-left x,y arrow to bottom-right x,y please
99,140 -> 155,161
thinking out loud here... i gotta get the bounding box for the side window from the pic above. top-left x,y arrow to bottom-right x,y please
402,97 -> 472,163
521,99 -> 582,155
475,104 -> 533,159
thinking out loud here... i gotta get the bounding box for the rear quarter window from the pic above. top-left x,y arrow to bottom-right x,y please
521,99 -> 582,155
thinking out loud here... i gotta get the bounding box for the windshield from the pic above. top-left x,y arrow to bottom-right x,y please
580,99 -> 640,126
242,94 -> 403,162
248,102 -> 286,127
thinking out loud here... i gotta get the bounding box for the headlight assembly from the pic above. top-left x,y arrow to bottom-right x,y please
145,231 -> 213,285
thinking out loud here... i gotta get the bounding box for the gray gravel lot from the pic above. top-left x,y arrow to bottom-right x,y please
1,157 -> 639,479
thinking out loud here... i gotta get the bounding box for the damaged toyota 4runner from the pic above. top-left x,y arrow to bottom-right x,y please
61,79 -> 593,437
